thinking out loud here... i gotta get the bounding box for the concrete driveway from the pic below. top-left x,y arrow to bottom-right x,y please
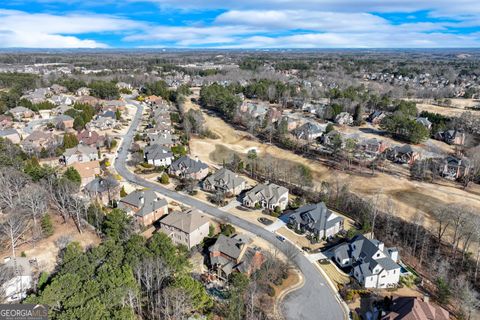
115,99 -> 347,320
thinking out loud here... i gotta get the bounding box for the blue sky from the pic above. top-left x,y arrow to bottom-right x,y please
0,0 -> 479,48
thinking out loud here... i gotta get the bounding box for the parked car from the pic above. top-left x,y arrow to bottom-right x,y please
258,217 -> 273,225
276,235 -> 286,242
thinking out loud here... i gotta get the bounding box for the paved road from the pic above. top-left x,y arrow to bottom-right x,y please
115,100 -> 346,320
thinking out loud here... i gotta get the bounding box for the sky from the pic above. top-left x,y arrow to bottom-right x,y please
0,0 -> 480,48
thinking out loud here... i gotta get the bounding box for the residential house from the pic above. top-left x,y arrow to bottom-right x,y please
243,183 -> 289,211
116,82 -> 132,90
21,130 -> 59,154
8,106 -> 34,120
285,203 -> 344,239
334,112 -> 354,125
70,160 -> 100,186
357,138 -> 388,157
0,128 -> 21,144
21,88 -> 50,104
146,95 -> 164,106
416,117 -> 432,130
381,296 -> 449,320
0,115 -> 13,129
386,145 -> 419,165
435,129 -> 466,145
333,234 -> 401,288
168,156 -> 209,180
52,104 -> 72,116
83,176 -> 120,205
159,208 -> 210,249
76,95 -> 99,106
439,156 -> 470,180
240,101 -> 269,121
119,190 -> 168,227
147,132 -> 176,147
76,87 -> 91,96
294,121 -> 326,140
50,84 -> 68,95
88,116 -> 116,131
368,111 -> 387,125
49,94 -> 74,106
144,144 -> 174,167
100,110 -> 116,120
54,115 -> 74,130
0,257 -> 33,302
77,129 -> 105,148
322,130 -> 344,149
282,113 -> 305,131
62,144 -> 98,165
203,168 -> 246,196
209,234 -> 265,279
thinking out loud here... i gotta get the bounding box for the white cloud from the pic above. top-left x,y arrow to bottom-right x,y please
0,9 -> 144,48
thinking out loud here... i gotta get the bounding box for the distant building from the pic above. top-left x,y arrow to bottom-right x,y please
439,156 -> 470,180
334,112 -> 354,126
77,129 -> 105,148
0,128 -> 21,144
435,129 -> 466,145
8,106 -> 34,120
357,138 -> 388,157
386,145 -> 419,165
367,111 -> 387,125
416,117 -> 432,130
159,208 -> 210,249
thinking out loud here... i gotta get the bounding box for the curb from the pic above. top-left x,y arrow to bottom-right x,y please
274,269 -> 305,320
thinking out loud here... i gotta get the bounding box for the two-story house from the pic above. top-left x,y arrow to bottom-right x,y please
118,190 -> 168,227
333,234 -> 401,288
144,144 -> 174,167
203,168 -> 246,196
61,144 -> 98,165
168,156 -> 209,180
159,208 -> 210,249
285,203 -> 344,239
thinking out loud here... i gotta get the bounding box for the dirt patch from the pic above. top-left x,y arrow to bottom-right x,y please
1,214 -> 101,273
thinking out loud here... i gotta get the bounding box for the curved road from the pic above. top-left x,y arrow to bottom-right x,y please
115,100 -> 346,320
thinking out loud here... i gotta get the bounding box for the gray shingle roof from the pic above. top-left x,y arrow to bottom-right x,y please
170,156 -> 208,174
204,168 -> 245,190
144,144 -> 173,161
119,190 -> 167,217
84,177 -> 119,193
244,183 -> 288,205
286,202 -> 344,233
209,234 -> 244,260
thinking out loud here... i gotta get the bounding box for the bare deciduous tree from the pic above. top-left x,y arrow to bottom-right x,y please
0,214 -> 30,257
22,185 -> 48,241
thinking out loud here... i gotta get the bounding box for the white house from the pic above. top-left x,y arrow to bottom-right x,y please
1,257 -> 33,302
62,144 -> 98,165
243,183 -> 289,211
333,234 -> 400,288
144,144 -> 174,167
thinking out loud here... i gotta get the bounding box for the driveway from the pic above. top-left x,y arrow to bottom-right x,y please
265,219 -> 286,232
114,100 -> 347,320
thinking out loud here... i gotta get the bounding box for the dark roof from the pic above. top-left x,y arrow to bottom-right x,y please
286,203 -> 343,233
209,234 -> 244,260
84,177 -> 119,193
170,156 -> 208,174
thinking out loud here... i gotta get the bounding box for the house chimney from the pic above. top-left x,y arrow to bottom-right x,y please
195,156 -> 199,162
139,196 -> 144,205
88,131 -> 92,137
423,295 -> 430,303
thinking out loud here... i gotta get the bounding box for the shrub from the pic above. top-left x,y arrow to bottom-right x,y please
159,172 -> 170,184
41,214 -> 54,237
